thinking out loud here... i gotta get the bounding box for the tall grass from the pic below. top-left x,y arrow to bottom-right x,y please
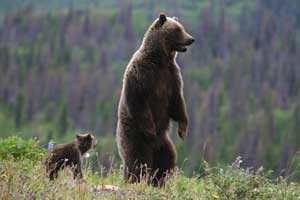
0,137 -> 300,199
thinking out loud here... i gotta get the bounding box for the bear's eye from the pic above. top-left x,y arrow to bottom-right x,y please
174,27 -> 181,33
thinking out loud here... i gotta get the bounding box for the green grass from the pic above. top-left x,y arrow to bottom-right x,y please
0,137 -> 300,199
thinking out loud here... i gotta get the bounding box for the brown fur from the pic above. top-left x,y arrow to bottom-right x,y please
45,133 -> 97,180
116,13 -> 194,186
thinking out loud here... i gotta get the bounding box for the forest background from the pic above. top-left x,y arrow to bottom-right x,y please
1,0 -> 300,177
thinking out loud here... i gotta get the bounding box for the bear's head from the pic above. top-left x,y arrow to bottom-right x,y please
76,132 -> 97,154
142,13 -> 194,56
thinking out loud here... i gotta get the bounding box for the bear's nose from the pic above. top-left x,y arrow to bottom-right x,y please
186,37 -> 195,45
189,38 -> 195,44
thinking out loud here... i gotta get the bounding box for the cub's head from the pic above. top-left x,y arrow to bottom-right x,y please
76,133 -> 97,154
152,13 -> 194,53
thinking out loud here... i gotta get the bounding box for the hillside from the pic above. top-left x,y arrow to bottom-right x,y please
0,0 -> 300,176
1,137 -> 300,200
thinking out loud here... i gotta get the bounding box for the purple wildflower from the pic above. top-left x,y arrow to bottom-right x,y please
245,167 -> 251,177
17,139 -> 22,149
48,141 -> 54,151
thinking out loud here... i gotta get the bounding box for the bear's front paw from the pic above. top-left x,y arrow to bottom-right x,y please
178,121 -> 188,140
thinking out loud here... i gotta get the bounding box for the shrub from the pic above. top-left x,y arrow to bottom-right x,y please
0,136 -> 46,160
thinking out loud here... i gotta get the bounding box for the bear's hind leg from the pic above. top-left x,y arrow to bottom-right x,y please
152,137 -> 176,187
124,148 -> 154,184
49,169 -> 59,180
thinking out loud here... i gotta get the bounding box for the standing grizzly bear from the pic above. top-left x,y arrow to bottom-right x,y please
45,133 -> 97,180
116,13 -> 194,186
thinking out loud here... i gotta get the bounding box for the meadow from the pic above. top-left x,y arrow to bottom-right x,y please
1,137 -> 300,200
1,1 -> 300,199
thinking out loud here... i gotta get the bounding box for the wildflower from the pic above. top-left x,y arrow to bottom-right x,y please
245,167 -> 251,177
1,173 -> 7,178
17,138 -> 22,149
291,182 -> 297,186
84,153 -> 90,158
48,141 -> 54,151
219,168 -> 224,176
33,136 -> 40,141
212,194 -> 220,199
279,176 -> 284,182
232,156 -> 243,168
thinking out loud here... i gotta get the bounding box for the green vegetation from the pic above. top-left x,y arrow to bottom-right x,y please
1,1 -> 300,198
0,136 -> 45,160
0,0 -> 300,178
0,137 -> 300,199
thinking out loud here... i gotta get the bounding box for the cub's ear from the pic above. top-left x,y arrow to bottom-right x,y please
158,12 -> 167,26
172,16 -> 178,21
76,133 -> 81,139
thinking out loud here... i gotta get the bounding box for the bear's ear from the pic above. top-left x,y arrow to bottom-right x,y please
172,16 -> 178,21
76,133 -> 81,139
158,13 -> 167,26
86,132 -> 92,138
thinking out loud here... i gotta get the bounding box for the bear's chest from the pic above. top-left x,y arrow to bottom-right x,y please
152,68 -> 172,100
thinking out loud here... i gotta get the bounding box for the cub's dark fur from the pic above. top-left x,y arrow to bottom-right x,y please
45,133 -> 97,180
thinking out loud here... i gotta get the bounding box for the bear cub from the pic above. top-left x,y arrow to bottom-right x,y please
45,133 -> 97,180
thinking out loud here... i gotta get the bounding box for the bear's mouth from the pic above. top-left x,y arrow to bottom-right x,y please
176,39 -> 194,52
177,45 -> 187,52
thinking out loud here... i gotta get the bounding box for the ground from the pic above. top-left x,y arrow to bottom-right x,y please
1,157 -> 300,200
0,137 -> 300,199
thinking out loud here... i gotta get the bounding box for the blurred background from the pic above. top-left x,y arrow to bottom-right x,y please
0,0 -> 300,176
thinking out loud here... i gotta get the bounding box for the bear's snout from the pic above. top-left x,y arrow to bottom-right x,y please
176,36 -> 194,52
184,37 -> 194,46
187,37 -> 195,45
